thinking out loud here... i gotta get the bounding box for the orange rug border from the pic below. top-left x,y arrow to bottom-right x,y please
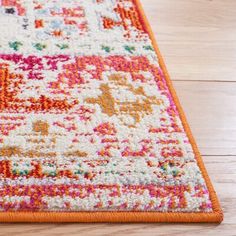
0,0 -> 223,223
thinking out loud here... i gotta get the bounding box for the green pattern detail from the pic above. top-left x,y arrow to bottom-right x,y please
56,44 -> 69,50
124,45 -> 135,54
9,41 -> 23,51
143,45 -> 154,51
12,169 -> 29,175
48,172 -> 56,176
34,43 -> 46,51
101,45 -> 114,53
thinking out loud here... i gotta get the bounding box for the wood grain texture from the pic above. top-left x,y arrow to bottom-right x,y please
0,0 -> 235,235
173,81 -> 236,156
142,0 -> 236,82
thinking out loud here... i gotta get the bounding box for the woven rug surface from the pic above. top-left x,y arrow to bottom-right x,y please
0,0 -> 222,222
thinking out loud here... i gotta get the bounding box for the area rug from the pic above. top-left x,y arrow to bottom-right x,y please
0,0 -> 223,223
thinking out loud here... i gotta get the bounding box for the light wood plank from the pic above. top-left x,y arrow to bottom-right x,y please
141,0 -> 236,81
0,155 -> 235,236
173,81 -> 236,155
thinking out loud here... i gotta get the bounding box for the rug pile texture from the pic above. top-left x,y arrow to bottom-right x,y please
0,0 -> 222,222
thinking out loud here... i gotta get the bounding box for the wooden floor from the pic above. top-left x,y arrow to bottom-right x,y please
1,0 -> 236,235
